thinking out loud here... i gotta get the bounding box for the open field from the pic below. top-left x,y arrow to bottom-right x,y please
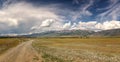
0,38 -> 27,54
33,37 -> 120,62
0,37 -> 120,62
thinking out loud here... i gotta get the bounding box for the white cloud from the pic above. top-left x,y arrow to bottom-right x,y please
75,21 -> 97,30
30,18 -> 64,33
0,0 -> 120,35
40,19 -> 55,27
70,20 -> 120,31
0,2 -> 62,34
0,18 -> 18,26
63,22 -> 71,30
71,0 -> 93,21
97,0 -> 120,21
95,20 -> 120,30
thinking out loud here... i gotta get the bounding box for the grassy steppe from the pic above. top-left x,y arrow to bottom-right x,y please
33,37 -> 120,62
0,38 -> 27,54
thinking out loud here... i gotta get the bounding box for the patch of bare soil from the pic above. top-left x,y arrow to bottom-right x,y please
0,40 -> 42,62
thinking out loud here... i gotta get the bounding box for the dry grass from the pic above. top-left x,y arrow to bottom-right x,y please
33,37 -> 120,62
0,38 -> 27,54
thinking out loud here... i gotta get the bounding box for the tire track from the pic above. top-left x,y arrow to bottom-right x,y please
0,40 -> 42,62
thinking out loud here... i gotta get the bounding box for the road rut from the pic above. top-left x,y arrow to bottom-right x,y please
0,40 -> 42,62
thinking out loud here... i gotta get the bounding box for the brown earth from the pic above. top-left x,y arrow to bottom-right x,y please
0,40 -> 42,62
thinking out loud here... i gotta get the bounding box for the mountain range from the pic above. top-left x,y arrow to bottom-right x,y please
91,29 -> 120,37
23,28 -> 120,37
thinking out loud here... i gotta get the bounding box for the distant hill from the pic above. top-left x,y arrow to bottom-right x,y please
91,29 -> 120,37
25,30 -> 94,37
28,28 -> 120,37
1,28 -> 120,37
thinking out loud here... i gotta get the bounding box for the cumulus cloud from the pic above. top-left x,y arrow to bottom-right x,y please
0,0 -> 120,35
0,2 -> 62,34
31,19 -> 56,30
0,18 -> 18,26
71,20 -> 120,31
63,22 -> 71,30
95,20 -> 120,30
72,21 -> 97,30
31,19 -> 64,33
40,19 -> 55,27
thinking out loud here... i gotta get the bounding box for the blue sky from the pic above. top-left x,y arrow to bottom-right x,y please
0,0 -> 120,35
24,0 -> 120,22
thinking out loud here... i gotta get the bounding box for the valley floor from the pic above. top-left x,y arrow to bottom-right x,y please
0,37 -> 120,62
33,37 -> 120,62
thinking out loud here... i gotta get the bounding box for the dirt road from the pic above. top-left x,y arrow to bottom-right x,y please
0,40 -> 42,62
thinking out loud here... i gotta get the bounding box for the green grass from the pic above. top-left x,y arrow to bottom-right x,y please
0,38 -> 27,54
33,37 -> 120,62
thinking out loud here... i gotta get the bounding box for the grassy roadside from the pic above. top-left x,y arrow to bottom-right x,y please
32,37 -> 120,62
0,38 -> 27,55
